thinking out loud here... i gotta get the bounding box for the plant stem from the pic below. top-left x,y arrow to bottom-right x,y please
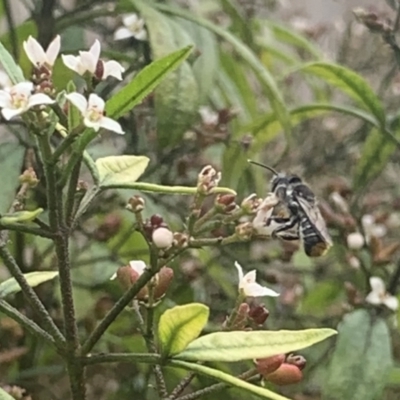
0,299 -> 57,348
37,134 -> 85,399
168,373 -> 196,400
0,223 -> 54,238
82,352 -> 161,365
0,239 -> 65,349
65,156 -> 82,227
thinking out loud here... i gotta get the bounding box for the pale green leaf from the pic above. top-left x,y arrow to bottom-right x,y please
95,155 -> 150,188
1,208 -> 44,224
0,41 -> 24,84
323,309 -> 393,400
0,142 -> 25,214
158,303 -> 209,357
170,359 -> 290,400
175,328 -> 337,361
0,271 -> 58,298
299,62 -> 385,126
106,45 -> 194,119
0,387 -> 16,400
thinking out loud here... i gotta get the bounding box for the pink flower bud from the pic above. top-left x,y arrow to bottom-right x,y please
248,304 -> 269,325
264,363 -> 303,385
153,267 -> 174,299
152,227 -> 174,249
255,354 -> 285,376
286,354 -> 307,370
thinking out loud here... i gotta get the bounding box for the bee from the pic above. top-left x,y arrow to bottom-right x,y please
249,160 -> 332,257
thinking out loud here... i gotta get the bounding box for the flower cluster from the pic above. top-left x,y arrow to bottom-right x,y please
0,35 -> 125,134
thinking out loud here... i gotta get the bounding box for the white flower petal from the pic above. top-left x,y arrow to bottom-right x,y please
365,291 -> 382,305
99,116 -> 124,134
129,260 -> 146,275
28,93 -> 54,108
87,93 -> 105,111
2,107 -> 23,120
89,39 -> 101,63
0,71 -> 11,89
123,13 -> 139,27
244,282 -> 279,297
65,92 -> 88,114
384,295 -> 399,311
114,27 -> 134,41
369,276 -> 386,296
235,261 -> 244,284
46,35 -> 61,66
103,60 -> 125,80
243,270 -> 257,285
0,91 -> 12,108
79,51 -> 96,74
23,36 -> 47,65
110,272 -> 117,280
133,29 -> 147,41
62,54 -> 80,72
83,117 -> 101,131
14,82 -> 34,97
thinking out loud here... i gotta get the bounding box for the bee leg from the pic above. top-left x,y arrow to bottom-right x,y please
270,216 -> 299,238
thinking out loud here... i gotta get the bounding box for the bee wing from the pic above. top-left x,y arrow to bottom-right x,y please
295,196 -> 333,246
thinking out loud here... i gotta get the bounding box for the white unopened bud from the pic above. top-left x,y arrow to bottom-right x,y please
152,227 -> 174,249
346,232 -> 365,250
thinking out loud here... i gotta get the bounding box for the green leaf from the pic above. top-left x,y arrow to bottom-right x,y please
353,124 -> 400,190
106,45 -> 194,119
132,0 -> 199,148
0,142 -> 25,213
322,309 -> 393,400
1,208 -> 44,224
299,62 -> 386,126
170,359 -> 290,400
0,387 -> 16,400
175,328 -> 337,361
265,21 -> 323,59
0,41 -> 24,84
154,3 -> 291,138
245,103 -> 378,144
0,271 -> 58,298
95,155 -> 150,188
158,303 -> 209,357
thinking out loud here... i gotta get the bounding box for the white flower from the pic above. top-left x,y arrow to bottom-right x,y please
346,232 -> 365,250
252,193 -> 282,236
0,82 -> 54,120
23,35 -> 60,68
199,106 -> 218,126
152,227 -> 174,249
110,260 -> 146,280
65,92 -> 124,134
365,276 -> 398,311
114,13 -> 147,41
62,40 -> 125,80
235,261 -> 279,298
361,214 -> 387,242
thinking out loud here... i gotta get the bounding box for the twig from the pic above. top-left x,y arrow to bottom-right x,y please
82,352 -> 161,365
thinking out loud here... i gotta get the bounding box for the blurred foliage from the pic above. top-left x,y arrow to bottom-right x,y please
2,0 -> 400,400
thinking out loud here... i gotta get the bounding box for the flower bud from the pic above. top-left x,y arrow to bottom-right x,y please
235,222 -> 254,240
126,195 -> 145,213
286,354 -> 306,370
153,267 -> 174,299
93,213 -> 122,242
115,265 -> 148,299
233,302 -> 250,330
150,214 -> 164,228
152,227 -> 174,249
173,232 -> 189,248
197,165 -> 221,195
77,180 -> 89,192
264,363 -> 303,385
215,193 -> 237,213
346,232 -> 365,250
353,8 -> 392,33
19,167 -> 39,187
255,354 -> 285,376
241,193 -> 262,214
248,304 -> 269,325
